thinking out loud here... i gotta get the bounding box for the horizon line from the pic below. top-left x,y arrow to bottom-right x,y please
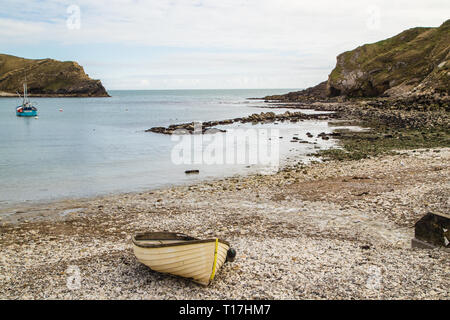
107,88 -> 303,91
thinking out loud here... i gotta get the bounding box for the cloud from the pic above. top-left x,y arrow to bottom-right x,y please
1,0 -> 449,89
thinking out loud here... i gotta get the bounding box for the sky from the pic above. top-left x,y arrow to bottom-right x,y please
1,0 -> 449,90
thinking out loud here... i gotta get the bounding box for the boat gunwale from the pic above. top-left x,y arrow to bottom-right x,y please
132,232 -> 230,248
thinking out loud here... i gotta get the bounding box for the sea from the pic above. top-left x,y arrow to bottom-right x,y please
0,89 -> 349,207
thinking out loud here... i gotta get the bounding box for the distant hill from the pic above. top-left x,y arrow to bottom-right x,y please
0,54 -> 109,97
266,19 -> 449,101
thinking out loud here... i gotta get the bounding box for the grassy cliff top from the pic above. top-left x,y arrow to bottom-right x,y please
266,19 -> 449,101
0,54 -> 109,97
327,19 -> 449,97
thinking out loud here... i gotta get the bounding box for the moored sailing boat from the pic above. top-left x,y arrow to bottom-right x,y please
16,81 -> 37,117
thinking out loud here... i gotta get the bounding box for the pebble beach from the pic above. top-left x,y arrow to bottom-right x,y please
1,148 -> 449,299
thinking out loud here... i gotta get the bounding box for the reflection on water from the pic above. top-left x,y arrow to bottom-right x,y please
0,89 -> 356,207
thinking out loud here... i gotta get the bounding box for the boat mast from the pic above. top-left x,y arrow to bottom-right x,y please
24,73 -> 28,104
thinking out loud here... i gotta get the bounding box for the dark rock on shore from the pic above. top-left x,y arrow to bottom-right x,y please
146,123 -> 227,135
264,81 -> 328,102
318,132 -> 330,140
146,111 -> 335,135
266,96 -> 449,130
185,170 -> 200,174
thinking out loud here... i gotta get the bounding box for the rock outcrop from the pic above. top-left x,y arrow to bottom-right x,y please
147,111 -> 335,134
0,54 -> 109,97
264,81 -> 328,102
266,19 -> 449,101
327,19 -> 449,98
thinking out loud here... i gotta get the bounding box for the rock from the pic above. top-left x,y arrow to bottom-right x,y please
147,111 -> 334,135
412,212 -> 450,249
185,170 -> 200,174
317,132 -> 331,140
264,81 -> 328,102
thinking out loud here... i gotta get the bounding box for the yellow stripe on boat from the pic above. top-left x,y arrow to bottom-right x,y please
210,238 -> 219,280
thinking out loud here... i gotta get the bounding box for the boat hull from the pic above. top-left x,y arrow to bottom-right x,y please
133,232 -> 231,286
16,110 -> 38,117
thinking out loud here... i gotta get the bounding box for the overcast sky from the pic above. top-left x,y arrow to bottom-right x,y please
1,0 -> 449,90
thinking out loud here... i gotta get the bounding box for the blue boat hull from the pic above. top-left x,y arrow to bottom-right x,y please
16,110 -> 38,117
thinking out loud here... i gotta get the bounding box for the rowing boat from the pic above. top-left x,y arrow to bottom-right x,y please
132,232 -> 236,286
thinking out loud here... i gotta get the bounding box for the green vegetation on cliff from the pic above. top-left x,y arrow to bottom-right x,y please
266,19 -> 449,101
0,54 -> 109,97
327,20 -> 449,97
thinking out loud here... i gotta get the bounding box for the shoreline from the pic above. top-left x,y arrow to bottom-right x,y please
1,96 -> 449,299
1,103 -> 354,210
1,147 -> 449,299
0,131 -> 335,224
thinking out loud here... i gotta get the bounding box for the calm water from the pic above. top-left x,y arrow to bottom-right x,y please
0,89 -> 342,207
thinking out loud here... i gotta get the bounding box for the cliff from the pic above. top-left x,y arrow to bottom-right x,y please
266,19 -> 449,101
327,19 -> 449,97
0,54 -> 109,97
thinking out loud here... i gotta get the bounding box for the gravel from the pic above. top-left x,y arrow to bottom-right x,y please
0,148 -> 449,299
